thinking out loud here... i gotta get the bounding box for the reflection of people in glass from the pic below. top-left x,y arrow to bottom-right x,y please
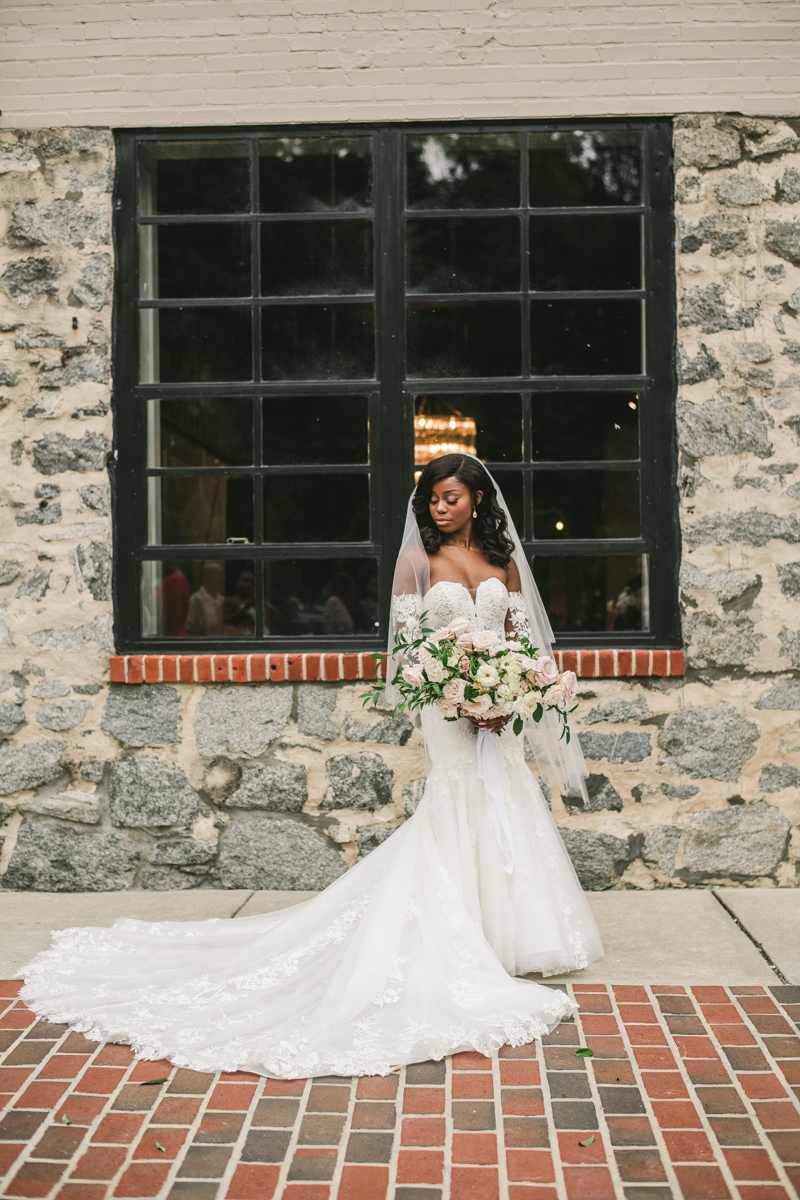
611,572 -> 643,631
323,572 -> 355,635
153,562 -> 189,637
358,576 -> 379,633
223,570 -> 256,637
187,562 -> 225,637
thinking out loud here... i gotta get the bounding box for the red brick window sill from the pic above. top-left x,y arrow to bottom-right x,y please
110,650 -> 685,685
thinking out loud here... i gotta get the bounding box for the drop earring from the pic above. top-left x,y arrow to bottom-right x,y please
473,508 -> 477,518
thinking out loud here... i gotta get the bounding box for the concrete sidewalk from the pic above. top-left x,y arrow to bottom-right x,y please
1,886 -> 798,984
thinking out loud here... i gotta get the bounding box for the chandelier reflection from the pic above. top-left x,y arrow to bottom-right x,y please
415,415 -> 477,465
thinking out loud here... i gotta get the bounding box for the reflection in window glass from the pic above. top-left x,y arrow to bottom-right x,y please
533,555 -> 648,633
532,393 -> 639,461
407,218 -> 519,294
260,138 -> 372,212
264,475 -> 369,542
264,396 -> 368,464
149,399 -> 253,468
529,131 -> 641,207
414,395 -> 522,463
142,224 -> 251,299
407,302 -> 521,378
261,221 -> 373,296
262,304 -> 375,380
264,558 -> 379,637
530,215 -> 641,291
533,470 -> 640,540
530,300 -> 642,376
141,559 -> 256,638
141,308 -> 252,383
138,143 -> 250,215
154,476 -> 254,546
493,472 -> 524,535
406,134 -> 520,210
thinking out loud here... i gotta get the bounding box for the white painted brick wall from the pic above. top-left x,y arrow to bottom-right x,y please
0,0 -> 797,128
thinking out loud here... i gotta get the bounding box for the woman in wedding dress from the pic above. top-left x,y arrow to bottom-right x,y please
19,455 -> 603,1079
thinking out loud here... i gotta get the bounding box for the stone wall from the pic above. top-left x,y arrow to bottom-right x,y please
1,117 -> 800,893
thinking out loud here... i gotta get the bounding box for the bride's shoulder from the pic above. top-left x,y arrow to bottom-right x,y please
394,544 -> 429,593
505,557 -> 521,592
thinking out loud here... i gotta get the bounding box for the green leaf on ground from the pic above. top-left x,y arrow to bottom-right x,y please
578,1134 -> 594,1147
156,1142 -> 166,1153
574,1048 -> 593,1057
139,1077 -> 168,1086
61,1115 -> 70,1125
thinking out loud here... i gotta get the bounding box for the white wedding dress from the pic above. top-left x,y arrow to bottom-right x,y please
19,578 -> 602,1079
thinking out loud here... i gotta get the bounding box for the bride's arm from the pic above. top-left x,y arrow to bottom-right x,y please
504,559 -> 532,644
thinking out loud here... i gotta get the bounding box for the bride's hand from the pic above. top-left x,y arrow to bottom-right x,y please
465,714 -> 512,732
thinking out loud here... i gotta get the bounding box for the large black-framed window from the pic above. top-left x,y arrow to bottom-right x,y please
112,120 -> 678,653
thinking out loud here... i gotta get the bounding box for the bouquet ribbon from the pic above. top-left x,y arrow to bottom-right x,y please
476,727 -> 515,875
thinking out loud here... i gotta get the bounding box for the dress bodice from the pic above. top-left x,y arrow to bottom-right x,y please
424,577 -> 509,636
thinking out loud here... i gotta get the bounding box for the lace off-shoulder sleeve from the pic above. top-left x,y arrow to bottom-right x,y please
390,592 -> 423,656
505,590 -> 531,643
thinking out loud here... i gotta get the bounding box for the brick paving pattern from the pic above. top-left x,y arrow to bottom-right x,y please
1,980 -> 798,1199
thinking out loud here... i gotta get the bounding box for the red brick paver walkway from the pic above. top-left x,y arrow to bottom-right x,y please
1,981 -> 798,1199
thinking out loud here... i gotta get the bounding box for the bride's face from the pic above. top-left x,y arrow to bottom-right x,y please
428,476 -> 482,536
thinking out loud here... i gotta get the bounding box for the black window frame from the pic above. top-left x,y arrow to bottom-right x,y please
112,119 -> 679,654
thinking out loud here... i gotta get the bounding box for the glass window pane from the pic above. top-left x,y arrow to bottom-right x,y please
532,392 -> 640,461
141,308 -> 252,383
141,559 -> 256,638
261,220 -> 373,296
407,302 -> 521,378
264,396 -> 368,464
138,142 -> 250,215
262,304 -> 375,380
530,215 -> 641,291
533,470 -> 640,539
529,131 -> 642,207
141,224 -> 251,300
264,558 -> 379,636
259,138 -> 372,213
264,475 -> 369,542
406,133 -> 520,210
493,471 -> 524,535
530,300 -> 642,376
152,476 -> 254,545
149,399 -> 253,468
414,395 -> 522,463
533,555 -> 648,633
407,218 -> 519,293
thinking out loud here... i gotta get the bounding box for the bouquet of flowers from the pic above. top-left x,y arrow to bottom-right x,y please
366,615 -> 577,740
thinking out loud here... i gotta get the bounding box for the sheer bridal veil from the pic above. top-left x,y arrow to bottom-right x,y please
385,463 -> 590,804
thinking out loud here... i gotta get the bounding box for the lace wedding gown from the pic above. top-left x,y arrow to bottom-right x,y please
19,578 -> 603,1079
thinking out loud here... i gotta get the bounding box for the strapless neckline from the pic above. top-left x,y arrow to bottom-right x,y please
425,578 -> 508,605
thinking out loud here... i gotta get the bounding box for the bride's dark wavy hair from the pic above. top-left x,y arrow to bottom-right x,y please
413,454 -> 515,567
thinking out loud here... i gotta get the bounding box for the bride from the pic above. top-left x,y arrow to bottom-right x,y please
19,455 -> 603,1079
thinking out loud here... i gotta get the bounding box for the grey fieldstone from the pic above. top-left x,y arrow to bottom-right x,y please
682,213 -> 750,257
680,565 -> 761,609
680,802 -> 790,879
71,127 -> 114,153
139,865 -> 203,891
661,783 -> 700,800
0,144 -> 40,174
4,819 -> 139,891
344,715 -> 414,745
765,221 -> 800,265
736,366 -> 775,389
39,351 -> 108,389
35,483 -> 61,499
0,257 -> 60,306
73,684 -> 102,696
71,253 -> 111,310
582,699 -> 650,724
676,175 -> 702,203
101,685 -> 181,747
643,825 -> 682,877
787,414 -> 800,442
150,838 -> 216,867
74,541 -> 111,601
680,284 -> 755,333
201,757 -> 242,803
297,686 -> 339,740
677,343 -> 723,385
194,686 -> 292,757
677,399 -> 772,459
14,325 -> 65,350
15,503 -> 61,526
10,200 -> 110,247
322,753 -> 394,811
685,509 -> 800,551
0,367 -> 20,387
759,762 -> 800,792
402,777 -> 426,817
217,814 -> 347,889
738,342 -> 773,363
110,755 -> 200,827
0,802 -> 14,823
16,567 -> 51,602
0,560 -> 24,586
0,703 -> 25,738
577,731 -> 651,763
31,614 -> 113,653
658,703 -> 758,782
559,828 -> 631,890
717,174 -> 769,206
225,763 -> 307,812
19,791 -> 100,824
765,263 -> 787,280
79,483 -> 110,516
357,823 -> 397,857
0,738 -> 65,795
682,611 -> 763,667
36,699 -> 91,732
779,628 -> 800,667
778,168 -> 800,204
674,126 -> 741,170
757,680 -> 800,710
32,679 -> 69,698
563,774 -> 623,813
32,431 -> 110,474
81,760 -> 105,783
782,341 -> 800,365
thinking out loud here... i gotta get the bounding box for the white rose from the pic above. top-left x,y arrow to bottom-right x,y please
496,682 -> 516,702
544,682 -> 568,708
443,678 -> 466,704
424,658 -> 447,683
472,631 -> 499,653
402,664 -> 425,686
514,690 -> 540,719
456,632 -> 474,651
475,663 -> 501,689
561,670 -> 578,701
534,655 -> 559,686
461,694 -> 492,718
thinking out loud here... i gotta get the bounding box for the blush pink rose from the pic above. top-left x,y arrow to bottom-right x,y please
534,655 -> 558,686
459,657 -> 471,676
442,678 -> 466,704
544,682 -> 567,708
456,633 -> 474,650
437,698 -> 459,719
461,694 -> 493,718
402,664 -> 425,686
471,631 -> 499,653
561,670 -> 578,701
